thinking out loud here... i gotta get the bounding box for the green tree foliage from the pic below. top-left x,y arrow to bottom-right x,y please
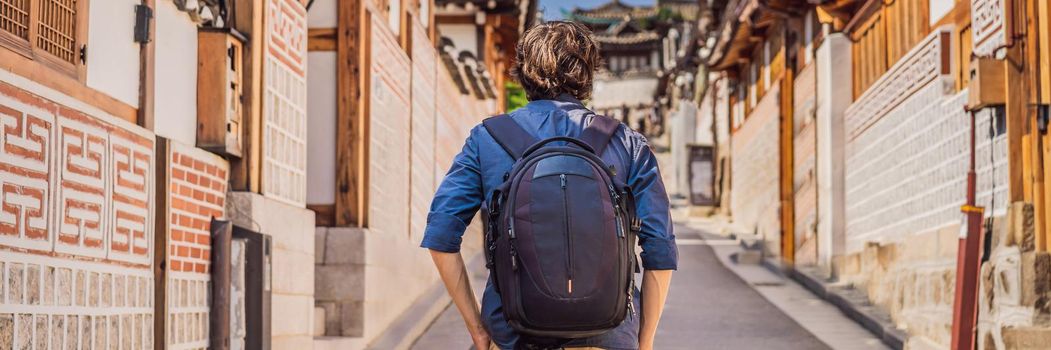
506,81 -> 528,111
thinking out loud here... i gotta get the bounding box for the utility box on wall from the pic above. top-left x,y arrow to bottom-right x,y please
198,28 -> 245,157
967,57 -> 1006,110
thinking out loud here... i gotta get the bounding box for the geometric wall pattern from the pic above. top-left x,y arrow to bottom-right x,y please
0,79 -> 155,348
263,0 -> 308,206
844,31 -> 1008,252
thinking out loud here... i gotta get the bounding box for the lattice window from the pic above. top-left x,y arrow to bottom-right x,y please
36,0 -> 76,64
0,0 -> 83,76
0,0 -> 30,40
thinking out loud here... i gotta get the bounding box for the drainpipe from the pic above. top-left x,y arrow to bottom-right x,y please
951,107 -> 984,350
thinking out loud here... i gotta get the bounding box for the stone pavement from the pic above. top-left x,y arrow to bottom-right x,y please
410,217 -> 883,349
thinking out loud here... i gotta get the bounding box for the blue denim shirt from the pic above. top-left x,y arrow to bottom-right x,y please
421,95 -> 678,349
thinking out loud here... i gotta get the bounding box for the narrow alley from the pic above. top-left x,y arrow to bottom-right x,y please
412,219 -> 888,350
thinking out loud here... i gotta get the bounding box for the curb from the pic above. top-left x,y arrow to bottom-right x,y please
762,258 -> 905,350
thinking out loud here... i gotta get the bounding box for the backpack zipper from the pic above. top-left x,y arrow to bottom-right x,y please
561,174 -> 573,295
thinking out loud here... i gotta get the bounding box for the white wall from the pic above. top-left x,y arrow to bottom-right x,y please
308,0 -> 337,27
307,52 -> 337,205
154,0 -> 199,145
929,0 -> 954,25
439,24 -> 477,56
815,34 -> 851,269
87,0 -> 140,107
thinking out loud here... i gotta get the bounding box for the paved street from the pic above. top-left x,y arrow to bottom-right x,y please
412,222 -> 836,349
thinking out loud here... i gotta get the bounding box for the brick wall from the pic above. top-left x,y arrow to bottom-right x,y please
730,86 -> 782,254
165,140 -> 229,349
0,78 -> 155,349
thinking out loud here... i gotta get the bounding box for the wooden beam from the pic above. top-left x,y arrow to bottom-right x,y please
230,0 -> 265,192
336,0 -> 369,227
308,28 -> 337,51
153,138 -> 169,350
138,0 -> 156,129
779,28 -> 795,265
308,204 -> 336,227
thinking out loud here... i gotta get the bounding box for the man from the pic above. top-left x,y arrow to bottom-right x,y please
421,21 -> 677,350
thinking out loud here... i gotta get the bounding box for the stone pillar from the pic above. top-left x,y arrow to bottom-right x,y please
814,33 -> 852,273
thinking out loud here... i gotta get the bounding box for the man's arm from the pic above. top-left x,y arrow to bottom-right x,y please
639,269 -> 672,350
429,249 -> 491,349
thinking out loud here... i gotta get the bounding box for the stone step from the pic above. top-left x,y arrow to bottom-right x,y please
314,306 -> 325,337
314,336 -> 368,350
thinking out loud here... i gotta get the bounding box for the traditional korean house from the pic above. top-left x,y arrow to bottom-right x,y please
0,0 -> 319,348
303,0 -> 534,348
566,0 -> 696,133
694,0 -> 1051,348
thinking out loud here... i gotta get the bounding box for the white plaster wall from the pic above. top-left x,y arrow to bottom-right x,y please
929,0 -> 954,25
86,0 -> 140,107
815,34 -> 852,269
308,0 -> 337,28
671,101 -> 697,196
440,24 -> 477,56
154,0 -> 199,145
591,75 -> 658,110
307,52 -> 337,205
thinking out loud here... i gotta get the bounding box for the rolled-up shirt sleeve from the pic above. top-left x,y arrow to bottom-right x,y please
628,137 -> 678,270
420,129 -> 484,253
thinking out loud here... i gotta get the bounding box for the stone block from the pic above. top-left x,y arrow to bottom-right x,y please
317,301 -> 339,336
315,227 -> 327,265
17,314 -> 30,349
26,264 -> 39,305
34,315 -> 46,348
313,305 -> 327,336
56,268 -> 71,306
42,266 -> 53,305
1007,202 -> 1035,251
315,265 -> 364,301
1002,326 -> 1051,349
8,263 -> 22,304
74,270 -> 85,306
0,314 -> 12,347
270,294 -> 315,337
1020,252 -> 1051,313
323,227 -> 366,265
937,226 -> 960,260
339,300 -> 365,337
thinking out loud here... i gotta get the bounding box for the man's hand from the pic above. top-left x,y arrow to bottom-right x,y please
639,269 -> 673,350
429,250 -> 491,348
470,325 -> 492,350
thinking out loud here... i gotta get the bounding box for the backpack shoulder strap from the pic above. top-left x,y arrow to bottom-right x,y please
580,115 -> 620,156
482,114 -> 537,160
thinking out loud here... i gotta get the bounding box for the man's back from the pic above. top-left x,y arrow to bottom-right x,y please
421,94 -> 677,349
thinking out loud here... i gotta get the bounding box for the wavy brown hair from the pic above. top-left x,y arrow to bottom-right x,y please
511,21 -> 602,101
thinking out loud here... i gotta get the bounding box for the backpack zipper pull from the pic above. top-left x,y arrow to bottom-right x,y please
560,174 -> 566,188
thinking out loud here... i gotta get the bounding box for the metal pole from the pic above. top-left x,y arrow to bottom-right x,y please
951,108 -> 985,350
211,218 -> 233,350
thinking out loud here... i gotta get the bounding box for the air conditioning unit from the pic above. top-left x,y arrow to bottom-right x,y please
197,28 -> 245,157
